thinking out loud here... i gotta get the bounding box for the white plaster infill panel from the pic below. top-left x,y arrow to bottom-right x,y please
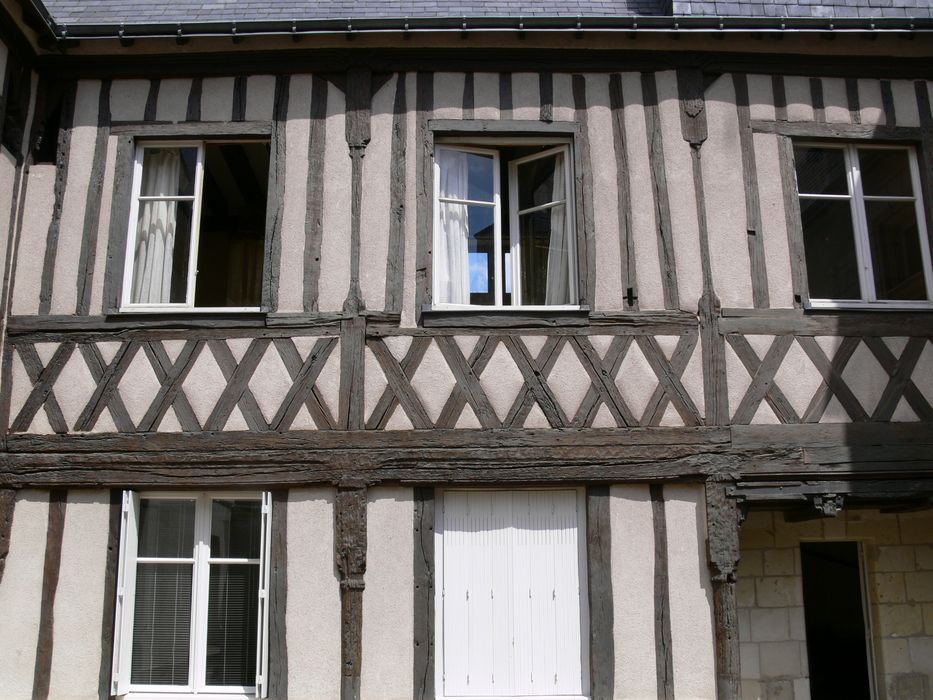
664,484 -> 717,700
48,491 -> 111,700
0,491 -> 49,700
248,341 -> 296,427
117,347 -> 162,430
511,72 -> 540,121
318,86 -> 352,312
547,341 -> 592,422
432,72 -> 465,120
287,488 -> 341,699
478,341 -> 524,423
610,485 -> 658,699
361,488 -> 415,700
408,339 -> 457,425
614,340 -> 659,423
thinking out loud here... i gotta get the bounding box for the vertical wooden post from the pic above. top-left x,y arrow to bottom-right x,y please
413,488 -> 435,700
336,484 -> 367,700
705,478 -> 742,700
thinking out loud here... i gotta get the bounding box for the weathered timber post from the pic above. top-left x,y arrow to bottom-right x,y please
336,484 -> 368,700
339,66 -> 373,431
705,478 -> 742,700
678,67 -> 729,426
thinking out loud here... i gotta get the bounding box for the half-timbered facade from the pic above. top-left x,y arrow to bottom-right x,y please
1,1 -> 932,699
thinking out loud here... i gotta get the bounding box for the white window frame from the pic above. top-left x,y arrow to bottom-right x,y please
434,487 -> 590,700
120,140 -> 264,314
111,491 -> 272,700
432,139 -> 579,311
795,142 -> 933,310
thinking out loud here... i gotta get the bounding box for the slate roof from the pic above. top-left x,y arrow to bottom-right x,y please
43,1 -> 666,25
38,0 -> 933,26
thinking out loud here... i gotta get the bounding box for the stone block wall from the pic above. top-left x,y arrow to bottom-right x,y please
737,508 -> 933,700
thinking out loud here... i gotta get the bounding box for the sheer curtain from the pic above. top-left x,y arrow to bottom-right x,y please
437,149 -> 470,304
132,150 -> 182,304
545,151 -> 569,304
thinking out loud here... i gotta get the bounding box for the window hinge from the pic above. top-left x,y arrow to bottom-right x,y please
625,287 -> 638,306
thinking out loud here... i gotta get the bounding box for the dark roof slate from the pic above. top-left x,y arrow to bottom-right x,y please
39,0 -> 933,25
43,0 -> 666,25
673,0 -> 933,18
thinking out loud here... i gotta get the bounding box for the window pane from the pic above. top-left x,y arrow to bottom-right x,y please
131,563 -> 192,685
516,152 -> 562,211
865,201 -> 927,300
211,500 -> 261,559
206,564 -> 259,687
194,142 -> 268,307
800,198 -> 861,300
794,146 -> 848,196
140,147 -> 196,197
131,200 -> 193,304
858,149 -> 913,197
438,149 -> 494,203
138,499 -> 195,558
437,202 -> 494,304
519,205 -> 571,305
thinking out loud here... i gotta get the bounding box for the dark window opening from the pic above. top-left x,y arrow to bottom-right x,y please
800,541 -> 873,700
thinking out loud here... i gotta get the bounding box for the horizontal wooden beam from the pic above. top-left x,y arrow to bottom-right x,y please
719,311 -> 933,336
750,120 -> 923,140
731,423 -> 933,448
111,120 -> 272,136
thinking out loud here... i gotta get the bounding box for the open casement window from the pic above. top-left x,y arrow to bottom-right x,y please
794,143 -> 933,308
111,492 -> 272,699
433,143 -> 577,309
121,141 -> 269,312
435,489 -> 589,700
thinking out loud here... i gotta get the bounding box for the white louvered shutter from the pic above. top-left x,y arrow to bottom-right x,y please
255,492 -> 273,698
111,490 -> 140,696
441,490 -> 584,698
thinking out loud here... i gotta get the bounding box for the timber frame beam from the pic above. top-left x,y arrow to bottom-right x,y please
1,423 -> 931,488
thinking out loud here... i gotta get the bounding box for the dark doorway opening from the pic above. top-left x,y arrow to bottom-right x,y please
800,541 -> 873,700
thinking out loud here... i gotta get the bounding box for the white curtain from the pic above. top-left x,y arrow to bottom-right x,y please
437,149 -> 471,304
132,150 -> 182,304
545,152 -> 569,304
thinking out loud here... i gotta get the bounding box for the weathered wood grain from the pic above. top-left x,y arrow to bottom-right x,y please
74,340 -> 137,432
845,77 -> 861,124
641,72 -> 679,310
728,335 -> 796,425
384,74 -> 408,315
587,485 -> 614,700
434,335 -> 500,428
303,75 -> 328,312
263,75 -> 289,312
413,488 -> 435,700
414,72 -> 433,320
809,77 -> 825,123
205,338 -> 269,431
272,336 -> 338,430
366,336 -> 431,430
705,479 -> 741,700
32,489 -> 67,700
498,72 -> 512,119
76,79 -> 112,316
12,342 -> 73,433
751,119 -> 920,140
143,78 -> 160,121
733,73 -> 769,309
797,336 -> 865,423
339,316 -> 366,430
776,135 -> 807,307
102,134 -> 135,312
881,79 -> 896,126
863,336 -> 932,422
137,339 -> 202,432
0,489 -> 14,585
232,75 -> 247,121
461,71 -> 474,120
110,120 -> 272,136
651,484 -> 674,700
185,76 -> 202,121
96,490 -> 120,700
268,490 -> 289,700
771,74 -> 787,122
609,73 -> 638,310
79,343 -> 135,432
336,485 -> 367,700
39,82 -> 76,316
539,71 -> 553,123
572,74 -> 596,307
